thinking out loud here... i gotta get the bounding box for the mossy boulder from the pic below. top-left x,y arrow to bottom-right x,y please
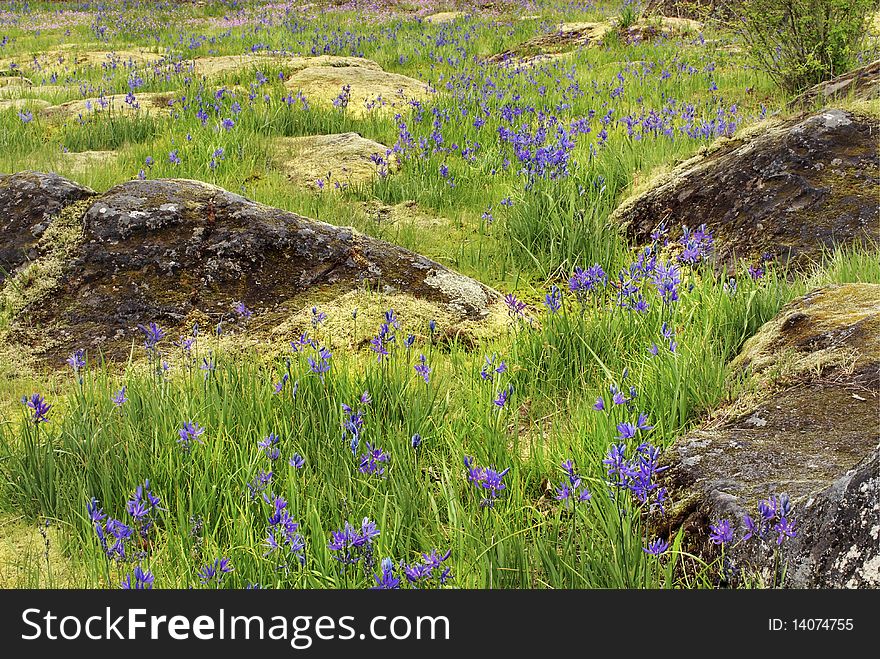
273,133 -> 395,190
651,284 -> 880,587
423,11 -> 468,24
0,171 -> 95,283
790,59 -> 880,110
186,54 -> 381,78
613,109 -> 880,272
283,63 -> 433,118
41,91 -> 179,121
0,49 -> 163,77
2,175 -> 506,363
487,22 -> 612,64
487,17 -> 700,65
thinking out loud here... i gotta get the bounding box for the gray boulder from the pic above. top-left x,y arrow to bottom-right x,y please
1,175 -> 507,362
613,109 -> 880,272
652,283 -> 879,588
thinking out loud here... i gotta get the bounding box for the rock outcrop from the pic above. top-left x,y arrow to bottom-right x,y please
614,109 -> 880,271
283,63 -> 432,117
273,133 -> 394,190
487,22 -> 612,64
0,49 -> 163,76
652,283 -> 880,588
423,11 -> 467,24
790,59 -> 880,109
41,91 -> 178,121
0,174 -> 505,362
488,17 -> 700,64
0,172 -> 95,283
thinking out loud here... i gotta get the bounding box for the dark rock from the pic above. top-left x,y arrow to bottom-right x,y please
0,171 -> 95,282
790,59 -> 880,110
651,283 -> 880,588
613,109 -> 880,272
3,176 -> 504,362
486,22 -> 612,64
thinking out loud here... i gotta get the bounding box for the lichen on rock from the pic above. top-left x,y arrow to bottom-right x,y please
613,109 -> 880,272
0,174 -> 505,365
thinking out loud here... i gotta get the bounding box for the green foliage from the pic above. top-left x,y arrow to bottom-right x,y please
619,0 -> 643,30
734,0 -> 879,94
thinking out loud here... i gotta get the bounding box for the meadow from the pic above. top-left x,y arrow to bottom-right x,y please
0,0 -> 877,589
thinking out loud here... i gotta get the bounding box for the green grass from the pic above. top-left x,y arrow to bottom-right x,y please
0,0 -> 877,589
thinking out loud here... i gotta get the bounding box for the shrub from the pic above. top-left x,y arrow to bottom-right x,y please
732,0 -> 879,94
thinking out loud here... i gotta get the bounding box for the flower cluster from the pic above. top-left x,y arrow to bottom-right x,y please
263,494 -> 306,568
554,459 -> 592,506
328,518 -> 380,568
603,440 -> 668,513
464,456 -> 510,508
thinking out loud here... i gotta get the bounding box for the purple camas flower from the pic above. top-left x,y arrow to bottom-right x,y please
371,557 -> 400,589
593,396 -> 605,411
604,441 -> 668,512
137,322 -> 165,351
411,433 -> 422,449
332,84 -> 351,109
273,373 -> 289,394
311,306 -> 326,327
480,354 -> 507,381
709,519 -> 734,545
414,354 -> 431,383
18,109 -> 33,123
503,292 -> 527,319
308,347 -> 332,381
554,459 -> 591,506
111,386 -> 128,407
493,384 -> 513,409
401,549 -> 453,587
644,538 -> 670,556
121,565 -> 154,590
678,224 -> 714,265
177,421 -> 205,451
358,442 -> 389,476
263,494 -> 306,566
464,456 -> 510,507
221,117 -> 234,130
369,333 -> 388,360
24,393 -> 52,424
569,264 -> 607,305
66,349 -> 86,373
747,494 -> 797,544
328,518 -> 379,566
168,150 -> 180,165
544,285 -> 562,314
651,261 -> 681,305
616,422 -> 637,440
258,433 -> 281,461
773,517 -> 797,545
636,413 -> 654,431
246,470 -> 273,500
232,300 -> 252,319
198,557 -> 233,585
289,453 -> 305,469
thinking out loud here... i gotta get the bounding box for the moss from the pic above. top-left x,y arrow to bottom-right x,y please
0,198 -> 91,326
715,283 -> 880,421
